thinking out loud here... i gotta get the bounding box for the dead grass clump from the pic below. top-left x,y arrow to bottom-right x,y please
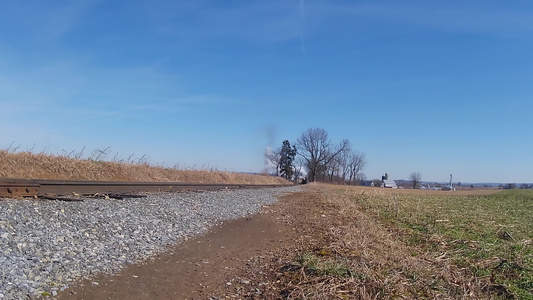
276,184 -> 502,299
0,150 -> 289,185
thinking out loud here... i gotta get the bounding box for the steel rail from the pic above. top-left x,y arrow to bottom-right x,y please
0,178 -> 292,199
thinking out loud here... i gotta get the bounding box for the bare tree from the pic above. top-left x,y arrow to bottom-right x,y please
296,128 -> 350,182
293,156 -> 306,183
339,148 -> 352,183
326,155 -> 342,183
409,172 -> 422,189
348,152 -> 366,185
264,147 -> 281,176
332,147 -> 365,185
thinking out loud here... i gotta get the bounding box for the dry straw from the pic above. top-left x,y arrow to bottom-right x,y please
277,184 -> 519,299
0,149 -> 288,185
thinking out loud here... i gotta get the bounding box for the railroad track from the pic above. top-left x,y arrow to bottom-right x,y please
0,178 -> 292,199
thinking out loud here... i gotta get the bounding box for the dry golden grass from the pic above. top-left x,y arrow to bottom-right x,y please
0,150 -> 289,185
282,185 -> 463,299
276,184 -> 529,299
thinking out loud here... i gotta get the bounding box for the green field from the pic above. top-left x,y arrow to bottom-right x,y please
352,188 -> 533,299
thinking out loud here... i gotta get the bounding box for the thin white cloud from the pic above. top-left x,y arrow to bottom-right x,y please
1,0 -> 103,41
0,51 -> 218,120
146,1 -> 303,43
130,95 -> 221,114
136,1 -> 533,49
0,59 -> 83,109
315,1 -> 533,38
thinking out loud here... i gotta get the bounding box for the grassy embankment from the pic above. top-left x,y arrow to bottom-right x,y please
282,184 -> 532,299
0,149 -> 288,185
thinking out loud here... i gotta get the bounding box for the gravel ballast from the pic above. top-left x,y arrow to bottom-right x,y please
0,186 -> 300,299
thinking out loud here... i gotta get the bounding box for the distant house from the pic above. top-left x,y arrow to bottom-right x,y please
421,184 -> 441,190
441,185 -> 456,191
382,180 -> 398,189
361,180 -> 374,187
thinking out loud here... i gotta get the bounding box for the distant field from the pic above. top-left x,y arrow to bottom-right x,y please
0,150 -> 289,185
316,185 -> 532,298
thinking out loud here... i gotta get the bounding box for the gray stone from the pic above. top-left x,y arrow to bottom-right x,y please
0,186 -> 300,299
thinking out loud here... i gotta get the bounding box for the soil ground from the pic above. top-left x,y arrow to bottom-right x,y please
58,189 -> 316,300
54,186 -> 516,299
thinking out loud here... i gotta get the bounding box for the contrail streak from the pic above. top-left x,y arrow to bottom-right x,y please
299,0 -> 306,56
300,33 -> 306,56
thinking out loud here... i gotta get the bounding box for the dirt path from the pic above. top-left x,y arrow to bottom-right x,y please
57,186 -> 521,299
58,191 -> 307,300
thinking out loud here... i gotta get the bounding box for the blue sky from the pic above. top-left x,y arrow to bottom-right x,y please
1,0 -> 532,183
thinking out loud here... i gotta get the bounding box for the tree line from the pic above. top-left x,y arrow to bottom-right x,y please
265,128 -> 366,184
